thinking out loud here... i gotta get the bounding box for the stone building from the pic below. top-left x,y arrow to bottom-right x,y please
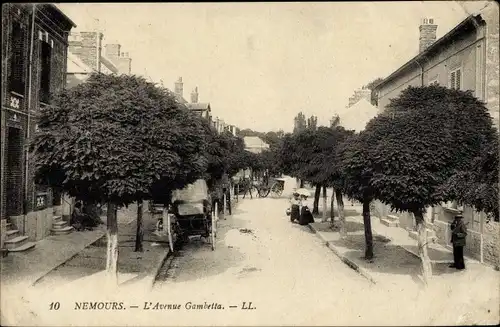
373,3 -> 499,267
1,4 -> 75,251
103,43 -> 132,75
66,30 -> 132,88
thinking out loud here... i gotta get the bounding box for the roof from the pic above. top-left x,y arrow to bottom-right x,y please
100,55 -> 118,74
174,93 -> 188,104
67,51 -> 94,74
375,14 -> 482,90
187,103 -> 211,110
243,136 -> 269,149
336,98 -> 378,132
49,4 -> 77,28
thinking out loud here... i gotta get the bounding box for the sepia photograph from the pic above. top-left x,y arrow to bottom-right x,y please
1,1 -> 499,326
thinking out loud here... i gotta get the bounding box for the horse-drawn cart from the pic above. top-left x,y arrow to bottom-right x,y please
154,179 -> 217,252
256,177 -> 285,198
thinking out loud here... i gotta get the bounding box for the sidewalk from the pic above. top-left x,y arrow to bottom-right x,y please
308,204 -> 499,324
32,204 -> 170,291
0,203 -> 163,289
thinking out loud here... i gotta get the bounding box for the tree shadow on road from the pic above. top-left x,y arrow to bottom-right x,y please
331,234 -> 421,279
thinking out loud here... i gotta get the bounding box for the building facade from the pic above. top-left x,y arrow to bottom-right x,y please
1,4 -> 75,249
373,4 -> 499,267
66,31 -> 131,88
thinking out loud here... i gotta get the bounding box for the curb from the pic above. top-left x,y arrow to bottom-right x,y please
149,248 -> 172,290
308,224 -> 377,285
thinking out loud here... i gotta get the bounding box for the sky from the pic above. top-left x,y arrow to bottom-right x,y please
57,1 -> 489,133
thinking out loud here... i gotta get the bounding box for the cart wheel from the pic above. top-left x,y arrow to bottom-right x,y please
166,212 -> 174,252
211,214 -> 216,251
259,187 -> 270,198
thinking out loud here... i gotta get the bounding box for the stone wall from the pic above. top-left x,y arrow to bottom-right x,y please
1,219 -> 6,249
483,3 -> 499,128
483,220 -> 500,268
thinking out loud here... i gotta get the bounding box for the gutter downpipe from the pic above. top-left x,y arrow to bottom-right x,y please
415,58 -> 425,87
24,4 -> 36,235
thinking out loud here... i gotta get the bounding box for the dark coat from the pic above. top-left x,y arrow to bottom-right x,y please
299,205 -> 314,225
451,220 -> 467,247
290,204 -> 300,221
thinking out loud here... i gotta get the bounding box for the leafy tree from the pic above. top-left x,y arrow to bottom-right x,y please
364,77 -> 384,106
307,115 -> 318,131
330,114 -> 340,127
31,73 -> 207,283
293,112 -> 307,133
339,129 -> 380,260
313,126 -> 355,231
441,136 -> 499,221
368,85 -> 497,283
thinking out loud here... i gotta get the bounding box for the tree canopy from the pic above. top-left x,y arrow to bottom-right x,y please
368,85 -> 497,214
31,73 -> 208,206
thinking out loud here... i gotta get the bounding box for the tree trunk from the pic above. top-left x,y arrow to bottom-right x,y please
321,185 -> 328,222
414,209 -> 432,285
300,180 -> 304,188
362,199 -> 374,260
313,185 -> 321,215
134,201 -> 143,252
330,189 -> 335,222
336,189 -> 346,238
106,202 -> 119,286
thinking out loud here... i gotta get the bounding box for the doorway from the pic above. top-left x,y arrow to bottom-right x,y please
6,127 -> 24,216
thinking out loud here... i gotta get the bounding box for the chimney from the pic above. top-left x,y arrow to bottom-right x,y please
191,87 -> 199,103
419,17 -> 437,53
105,44 -> 121,57
174,77 -> 183,98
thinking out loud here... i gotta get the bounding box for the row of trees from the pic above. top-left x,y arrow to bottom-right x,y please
272,85 -> 499,284
31,73 -> 255,285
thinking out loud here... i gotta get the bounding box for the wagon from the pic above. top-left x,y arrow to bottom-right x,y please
165,179 -> 217,251
256,177 -> 285,198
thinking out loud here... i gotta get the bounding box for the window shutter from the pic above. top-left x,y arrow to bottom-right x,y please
10,21 -> 26,93
450,71 -> 456,89
456,69 -> 461,90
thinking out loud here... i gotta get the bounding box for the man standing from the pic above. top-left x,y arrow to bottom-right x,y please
450,214 -> 467,270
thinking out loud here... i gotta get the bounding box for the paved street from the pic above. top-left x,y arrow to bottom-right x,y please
1,192 -> 499,326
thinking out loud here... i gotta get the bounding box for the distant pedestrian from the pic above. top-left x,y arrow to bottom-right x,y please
450,214 -> 467,270
298,194 -> 314,225
242,178 -> 253,199
289,191 -> 300,223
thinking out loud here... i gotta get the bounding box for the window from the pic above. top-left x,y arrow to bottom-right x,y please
39,41 -> 52,103
449,68 -> 462,90
10,21 -> 27,94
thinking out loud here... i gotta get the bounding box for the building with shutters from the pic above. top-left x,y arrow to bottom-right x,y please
1,4 -> 75,251
372,3 -> 499,268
